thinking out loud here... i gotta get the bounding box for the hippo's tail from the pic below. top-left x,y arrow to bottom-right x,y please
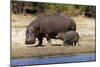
70,19 -> 76,31
72,23 -> 76,31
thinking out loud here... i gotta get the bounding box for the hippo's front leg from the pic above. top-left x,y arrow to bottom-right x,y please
63,40 -> 68,47
35,36 -> 43,47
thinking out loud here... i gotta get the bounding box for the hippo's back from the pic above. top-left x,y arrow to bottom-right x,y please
40,15 -> 76,33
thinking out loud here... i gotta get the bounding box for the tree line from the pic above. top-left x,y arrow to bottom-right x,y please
11,1 -> 96,18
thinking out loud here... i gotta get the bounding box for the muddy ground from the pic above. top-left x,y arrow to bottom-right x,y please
11,14 -> 96,59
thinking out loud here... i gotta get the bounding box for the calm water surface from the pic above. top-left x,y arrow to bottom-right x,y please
11,53 -> 96,66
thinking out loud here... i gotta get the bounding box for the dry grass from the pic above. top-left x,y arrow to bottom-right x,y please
11,14 -> 96,59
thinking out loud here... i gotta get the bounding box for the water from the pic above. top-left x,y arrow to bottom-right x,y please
11,53 -> 96,66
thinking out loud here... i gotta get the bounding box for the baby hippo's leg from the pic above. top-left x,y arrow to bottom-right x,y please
67,41 -> 71,46
63,40 -> 68,46
63,42 -> 66,46
71,42 -> 74,46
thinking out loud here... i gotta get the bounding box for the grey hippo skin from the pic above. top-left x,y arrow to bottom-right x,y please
25,14 -> 76,47
56,31 -> 80,46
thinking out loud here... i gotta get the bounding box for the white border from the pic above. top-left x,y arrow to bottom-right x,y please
0,0 -> 10,67
0,0 -> 97,67
18,0 -> 96,5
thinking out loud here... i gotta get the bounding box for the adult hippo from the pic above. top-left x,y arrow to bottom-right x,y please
25,14 -> 76,47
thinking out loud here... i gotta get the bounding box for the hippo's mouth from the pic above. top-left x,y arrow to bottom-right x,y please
25,41 -> 35,44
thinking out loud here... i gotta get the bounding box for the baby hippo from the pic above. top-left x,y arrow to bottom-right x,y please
56,31 -> 80,46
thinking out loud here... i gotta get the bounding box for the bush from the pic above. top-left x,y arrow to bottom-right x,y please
12,1 -> 96,17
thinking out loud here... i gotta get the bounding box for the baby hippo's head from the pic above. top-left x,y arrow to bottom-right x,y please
56,33 -> 63,39
56,34 -> 60,39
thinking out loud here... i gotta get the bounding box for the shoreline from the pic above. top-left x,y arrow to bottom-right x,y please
12,43 -> 96,59
12,51 -> 95,59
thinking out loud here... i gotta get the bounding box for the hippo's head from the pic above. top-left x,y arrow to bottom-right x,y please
25,26 -> 39,44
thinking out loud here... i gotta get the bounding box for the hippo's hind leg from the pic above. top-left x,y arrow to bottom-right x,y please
47,38 -> 51,46
46,34 -> 51,46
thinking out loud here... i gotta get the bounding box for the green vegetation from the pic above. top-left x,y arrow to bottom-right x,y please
12,1 -> 96,18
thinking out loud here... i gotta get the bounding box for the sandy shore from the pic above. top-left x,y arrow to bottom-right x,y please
11,15 -> 96,59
